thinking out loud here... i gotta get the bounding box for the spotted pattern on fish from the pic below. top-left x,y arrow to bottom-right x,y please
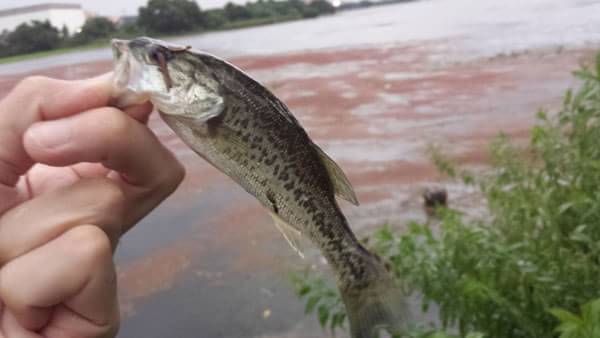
112,37 -> 403,337
159,52 -> 383,290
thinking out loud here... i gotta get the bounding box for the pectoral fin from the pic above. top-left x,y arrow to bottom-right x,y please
313,144 -> 359,206
270,212 -> 305,258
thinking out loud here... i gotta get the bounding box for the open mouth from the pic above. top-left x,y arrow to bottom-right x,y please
110,39 -> 155,107
111,39 -> 132,94
111,39 -> 128,59
113,39 -> 172,92
154,52 -> 173,91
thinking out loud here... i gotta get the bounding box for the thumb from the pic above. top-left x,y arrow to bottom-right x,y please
0,74 -> 113,189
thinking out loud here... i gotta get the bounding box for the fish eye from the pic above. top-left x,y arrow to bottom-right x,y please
147,46 -> 175,66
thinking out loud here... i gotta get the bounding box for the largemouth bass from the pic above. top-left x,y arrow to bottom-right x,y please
111,37 -> 402,338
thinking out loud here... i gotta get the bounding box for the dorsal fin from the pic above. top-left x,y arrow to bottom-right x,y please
312,144 -> 359,206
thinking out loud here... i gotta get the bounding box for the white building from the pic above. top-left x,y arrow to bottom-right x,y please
0,3 -> 86,35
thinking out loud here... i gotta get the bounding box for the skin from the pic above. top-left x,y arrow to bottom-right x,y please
0,74 -> 185,338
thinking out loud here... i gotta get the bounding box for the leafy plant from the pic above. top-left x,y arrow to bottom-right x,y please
292,54 -> 600,338
550,298 -> 600,338
291,270 -> 347,335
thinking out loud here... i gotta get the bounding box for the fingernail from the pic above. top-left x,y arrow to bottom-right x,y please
26,120 -> 72,148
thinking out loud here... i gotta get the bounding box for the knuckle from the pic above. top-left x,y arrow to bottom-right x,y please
0,234 -> 15,268
0,206 -> 30,265
67,225 -> 113,265
90,313 -> 120,338
89,179 -> 127,211
17,75 -> 52,91
101,108 -> 132,139
168,160 -> 186,189
157,159 -> 185,195
0,261 -> 29,309
0,264 -> 14,299
83,179 -> 126,240
12,76 -> 59,114
107,316 -> 121,338
0,224 -> 10,266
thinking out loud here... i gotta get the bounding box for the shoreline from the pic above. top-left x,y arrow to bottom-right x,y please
0,38 -> 597,338
0,16 -> 306,66
0,0 -> 428,66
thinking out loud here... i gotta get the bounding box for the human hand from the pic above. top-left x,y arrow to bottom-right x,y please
0,74 -> 185,338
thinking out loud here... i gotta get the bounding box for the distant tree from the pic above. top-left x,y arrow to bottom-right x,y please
246,0 -> 277,18
303,0 -> 335,17
114,16 -> 143,36
0,30 -> 10,57
301,5 -> 319,18
73,17 -> 116,44
204,9 -> 228,29
224,2 -> 252,21
273,0 -> 304,17
5,21 -> 61,55
60,25 -> 70,39
138,0 -> 204,34
287,0 -> 307,13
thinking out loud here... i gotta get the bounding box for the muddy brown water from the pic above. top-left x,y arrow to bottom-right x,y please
1,1 -> 599,337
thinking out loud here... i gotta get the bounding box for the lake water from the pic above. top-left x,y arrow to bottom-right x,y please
0,1 -> 598,337
1,0 -> 599,75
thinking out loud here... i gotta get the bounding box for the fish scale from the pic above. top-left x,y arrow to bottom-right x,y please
111,36 -> 403,338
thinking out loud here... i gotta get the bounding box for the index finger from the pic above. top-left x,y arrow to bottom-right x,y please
0,74 -> 114,187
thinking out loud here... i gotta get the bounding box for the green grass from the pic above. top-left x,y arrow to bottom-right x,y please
0,41 -> 109,65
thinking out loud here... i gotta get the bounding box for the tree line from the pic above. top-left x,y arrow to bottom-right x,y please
0,0 -> 335,58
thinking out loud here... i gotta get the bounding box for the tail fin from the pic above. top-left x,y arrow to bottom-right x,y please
340,266 -> 405,338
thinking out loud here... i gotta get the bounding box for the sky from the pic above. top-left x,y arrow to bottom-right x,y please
0,0 -> 243,16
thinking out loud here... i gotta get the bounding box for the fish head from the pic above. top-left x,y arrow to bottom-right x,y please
112,37 -> 225,122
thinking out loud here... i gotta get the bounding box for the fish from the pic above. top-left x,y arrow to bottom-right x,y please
111,37 -> 403,338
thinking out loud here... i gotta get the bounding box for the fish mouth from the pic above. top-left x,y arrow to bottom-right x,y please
111,39 -> 132,94
111,39 -> 129,60
110,38 -> 157,107
111,38 -> 166,96
111,37 -> 189,92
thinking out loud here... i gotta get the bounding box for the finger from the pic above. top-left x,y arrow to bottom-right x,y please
0,74 -> 112,187
123,100 -> 153,124
1,310 -> 41,338
42,304 -> 120,338
24,107 -> 182,187
0,225 -> 118,336
0,178 -> 125,265
71,162 -> 112,179
24,164 -> 80,196
23,107 -> 184,228
25,162 -> 118,198
0,73 -> 152,189
24,163 -> 113,197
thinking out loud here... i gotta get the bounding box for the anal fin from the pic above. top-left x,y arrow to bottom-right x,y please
270,212 -> 305,259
